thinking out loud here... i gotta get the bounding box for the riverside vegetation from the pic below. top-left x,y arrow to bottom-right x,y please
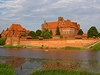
89,42 -> 100,50
31,69 -> 100,75
3,44 -> 84,50
0,63 -> 16,75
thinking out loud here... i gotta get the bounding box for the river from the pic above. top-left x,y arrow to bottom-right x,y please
0,48 -> 100,75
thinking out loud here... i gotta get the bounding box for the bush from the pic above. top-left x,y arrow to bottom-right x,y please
0,63 -> 16,75
21,34 -> 26,36
40,29 -> 51,39
87,26 -> 99,38
60,35 -> 63,39
64,46 -> 82,50
0,38 -> 6,45
36,30 -> 42,36
56,26 -> 60,35
78,29 -> 83,35
28,31 -> 36,38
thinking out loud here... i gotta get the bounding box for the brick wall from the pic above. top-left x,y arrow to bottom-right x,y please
20,39 -> 98,47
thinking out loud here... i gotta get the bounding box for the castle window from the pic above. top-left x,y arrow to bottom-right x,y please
12,30 -> 15,35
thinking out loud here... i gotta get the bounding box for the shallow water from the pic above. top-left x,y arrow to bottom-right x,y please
0,48 -> 100,75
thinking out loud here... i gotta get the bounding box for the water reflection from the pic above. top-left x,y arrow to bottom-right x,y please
0,56 -> 100,75
0,48 -> 100,75
6,56 -> 25,68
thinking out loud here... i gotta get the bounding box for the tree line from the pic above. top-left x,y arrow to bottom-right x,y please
28,26 -> 100,39
78,26 -> 100,38
28,26 -> 62,39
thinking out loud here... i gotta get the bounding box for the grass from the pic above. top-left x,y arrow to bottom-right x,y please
89,42 -> 100,50
4,44 -> 26,48
0,63 -> 16,75
31,69 -> 94,75
3,44 -> 85,50
63,46 -> 84,50
3,44 -> 48,49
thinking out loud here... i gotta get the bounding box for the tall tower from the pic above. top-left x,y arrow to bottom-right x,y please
58,17 -> 64,21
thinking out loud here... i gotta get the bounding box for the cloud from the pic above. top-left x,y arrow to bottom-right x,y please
0,0 -> 100,33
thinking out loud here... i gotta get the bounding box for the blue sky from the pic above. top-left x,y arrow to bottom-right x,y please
0,0 -> 100,33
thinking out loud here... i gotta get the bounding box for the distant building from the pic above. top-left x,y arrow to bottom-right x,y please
42,17 -> 80,38
1,24 -> 30,45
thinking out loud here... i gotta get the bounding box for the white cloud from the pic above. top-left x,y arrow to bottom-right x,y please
0,0 -> 100,32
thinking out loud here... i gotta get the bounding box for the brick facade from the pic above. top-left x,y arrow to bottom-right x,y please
42,17 -> 80,38
1,24 -> 30,45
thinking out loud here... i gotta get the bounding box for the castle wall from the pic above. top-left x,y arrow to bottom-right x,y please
11,37 -> 20,46
6,37 -> 20,46
60,28 -> 75,38
6,37 -> 12,45
20,39 -> 98,47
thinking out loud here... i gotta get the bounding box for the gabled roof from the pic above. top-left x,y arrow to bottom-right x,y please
1,24 -> 30,38
8,24 -> 26,31
47,21 -> 62,29
1,30 -> 6,37
45,19 -> 80,30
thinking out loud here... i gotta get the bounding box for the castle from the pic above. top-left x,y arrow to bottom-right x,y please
1,24 -> 30,45
1,17 -> 82,45
42,17 -> 80,38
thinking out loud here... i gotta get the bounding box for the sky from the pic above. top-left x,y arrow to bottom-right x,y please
0,0 -> 100,33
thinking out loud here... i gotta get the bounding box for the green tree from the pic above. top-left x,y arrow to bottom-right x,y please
87,26 -> 99,38
0,38 -> 6,45
21,33 -> 26,36
40,29 -> 51,39
56,26 -> 60,35
36,29 -> 42,36
49,30 -> 53,35
28,31 -> 36,38
98,33 -> 100,37
78,29 -> 83,35
0,34 -> 1,38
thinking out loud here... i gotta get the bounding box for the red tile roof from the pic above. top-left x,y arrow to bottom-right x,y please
8,24 -> 26,31
1,24 -> 30,38
47,21 -> 62,29
1,30 -> 6,37
45,19 -> 80,30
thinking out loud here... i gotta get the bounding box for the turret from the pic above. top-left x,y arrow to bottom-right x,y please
58,17 -> 64,21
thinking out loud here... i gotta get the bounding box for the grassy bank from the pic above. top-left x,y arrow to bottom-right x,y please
63,46 -> 84,50
31,69 -> 97,75
3,44 -> 44,49
4,44 -> 26,48
0,63 -> 16,75
3,44 -> 84,50
89,42 -> 100,50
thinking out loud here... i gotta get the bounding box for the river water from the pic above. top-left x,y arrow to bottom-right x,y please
0,48 -> 100,75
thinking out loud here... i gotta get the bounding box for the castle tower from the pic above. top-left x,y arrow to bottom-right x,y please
58,17 -> 64,21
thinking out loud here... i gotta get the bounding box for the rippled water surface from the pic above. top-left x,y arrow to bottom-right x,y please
0,48 -> 100,75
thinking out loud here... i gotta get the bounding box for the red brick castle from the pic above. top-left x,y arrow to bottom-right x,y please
1,24 -> 30,45
42,17 -> 80,38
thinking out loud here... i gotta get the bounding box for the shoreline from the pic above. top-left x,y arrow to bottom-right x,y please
1,44 -> 85,50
